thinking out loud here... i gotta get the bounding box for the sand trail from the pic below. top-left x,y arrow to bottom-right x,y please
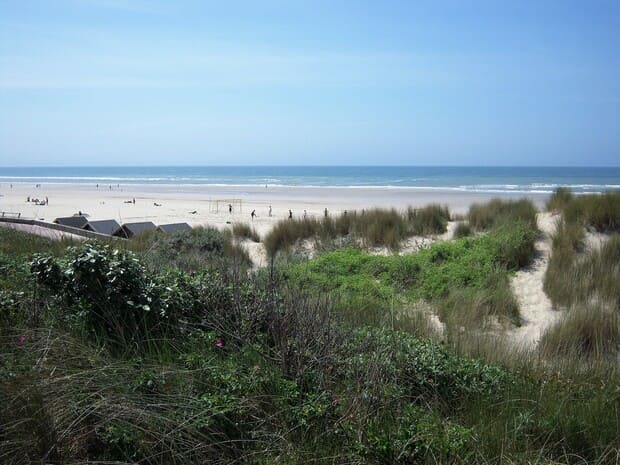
507,212 -> 562,348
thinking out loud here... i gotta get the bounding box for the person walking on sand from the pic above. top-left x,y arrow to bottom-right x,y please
228,203 -> 233,214
268,205 -> 272,217
251,209 -> 256,221
45,196 -> 48,205
288,209 -> 292,220
303,209 -> 307,219
132,198 -> 135,205
324,207 -> 328,217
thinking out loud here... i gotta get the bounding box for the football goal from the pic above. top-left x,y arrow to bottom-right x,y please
209,198 -> 243,214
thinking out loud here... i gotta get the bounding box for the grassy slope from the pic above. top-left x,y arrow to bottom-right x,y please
1,217 -> 619,464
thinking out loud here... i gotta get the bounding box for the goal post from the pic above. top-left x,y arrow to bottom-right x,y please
209,198 -> 243,214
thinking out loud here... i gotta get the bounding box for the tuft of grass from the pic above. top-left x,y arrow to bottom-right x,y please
452,222 -> 472,239
406,204 -> 450,235
545,231 -> 620,310
546,186 -> 574,212
263,217 -> 322,257
540,302 -> 620,360
468,198 -> 538,231
232,222 -> 261,242
564,191 -> 620,233
263,205 -> 451,257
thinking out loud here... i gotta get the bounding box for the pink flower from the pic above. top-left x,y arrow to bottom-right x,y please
16,335 -> 26,346
214,338 -> 225,349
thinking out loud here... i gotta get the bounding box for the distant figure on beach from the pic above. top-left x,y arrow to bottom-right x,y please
228,203 -> 233,214
344,210 -> 347,217
154,202 -> 162,207
189,210 -> 197,214
78,211 -> 82,216
324,207 -> 328,217
45,197 -> 48,205
268,205 -> 272,217
109,185 -> 111,190
96,183 -> 99,189
303,209 -> 307,219
288,209 -> 292,220
251,209 -> 256,221
133,198 -> 135,204
27,196 -> 30,202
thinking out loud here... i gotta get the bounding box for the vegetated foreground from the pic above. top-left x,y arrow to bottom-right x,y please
1,195 -> 619,464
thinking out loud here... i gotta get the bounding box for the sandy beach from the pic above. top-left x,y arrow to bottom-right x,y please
0,182 -> 551,238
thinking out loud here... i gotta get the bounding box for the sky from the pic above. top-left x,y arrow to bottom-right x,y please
0,0 -> 619,167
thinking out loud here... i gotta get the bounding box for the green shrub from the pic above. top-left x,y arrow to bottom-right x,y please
31,244 -> 166,346
133,226 -> 251,271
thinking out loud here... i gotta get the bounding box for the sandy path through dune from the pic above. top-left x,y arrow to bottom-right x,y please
507,212 -> 562,348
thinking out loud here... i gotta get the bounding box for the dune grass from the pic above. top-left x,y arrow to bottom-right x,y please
452,222 -> 472,239
232,222 -> 261,242
546,186 -> 574,212
264,205 -> 450,257
563,190 -> 620,232
540,302 -> 620,360
542,188 -> 620,363
468,198 -> 538,231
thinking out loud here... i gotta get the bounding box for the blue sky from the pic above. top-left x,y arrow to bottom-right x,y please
1,0 -> 619,166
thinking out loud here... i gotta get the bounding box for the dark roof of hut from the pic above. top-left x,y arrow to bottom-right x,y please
156,222 -> 192,233
83,219 -> 121,236
53,215 -> 89,228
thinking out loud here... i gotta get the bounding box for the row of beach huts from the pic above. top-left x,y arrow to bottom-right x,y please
53,215 -> 191,238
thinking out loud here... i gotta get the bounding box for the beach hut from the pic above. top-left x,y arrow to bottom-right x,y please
157,222 -> 192,233
53,215 -> 89,229
83,219 -> 121,236
114,221 -> 157,238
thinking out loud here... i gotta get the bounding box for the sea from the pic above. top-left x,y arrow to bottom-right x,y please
1,166 -> 619,194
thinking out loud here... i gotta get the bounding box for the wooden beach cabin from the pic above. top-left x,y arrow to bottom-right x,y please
114,221 -> 157,238
156,223 -> 192,233
83,219 -> 121,236
53,215 -> 89,229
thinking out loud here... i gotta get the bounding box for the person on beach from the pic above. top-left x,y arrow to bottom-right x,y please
228,203 -> 233,214
288,209 -> 292,219
45,197 -> 48,205
268,205 -> 272,217
324,207 -> 328,217
251,209 -> 256,221
303,209 -> 307,219
133,198 -> 135,204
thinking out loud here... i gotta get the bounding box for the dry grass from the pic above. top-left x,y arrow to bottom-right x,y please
263,205 -> 450,257
468,198 -> 538,231
232,222 -> 261,242
540,302 -> 620,360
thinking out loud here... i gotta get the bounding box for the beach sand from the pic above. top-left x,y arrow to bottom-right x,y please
0,182 -> 551,239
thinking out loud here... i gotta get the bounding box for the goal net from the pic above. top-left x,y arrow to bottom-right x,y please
209,198 -> 243,214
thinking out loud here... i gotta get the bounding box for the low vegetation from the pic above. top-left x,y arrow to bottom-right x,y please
264,204 -> 450,257
542,188 -> 620,360
285,220 -> 535,328
468,198 -> 537,231
232,222 -> 261,242
1,195 -> 619,464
